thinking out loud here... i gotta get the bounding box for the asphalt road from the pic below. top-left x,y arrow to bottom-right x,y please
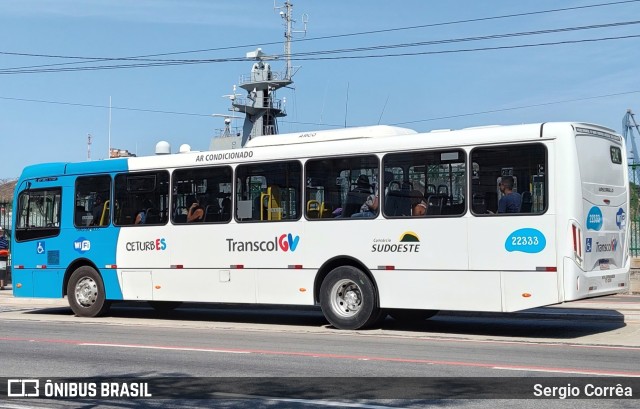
1,297 -> 639,408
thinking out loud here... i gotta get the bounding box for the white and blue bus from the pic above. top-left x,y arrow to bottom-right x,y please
11,122 -> 630,329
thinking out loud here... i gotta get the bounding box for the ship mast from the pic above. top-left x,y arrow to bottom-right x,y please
209,1 -> 307,150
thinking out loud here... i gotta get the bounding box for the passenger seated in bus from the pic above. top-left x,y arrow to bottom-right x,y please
412,201 -> 427,216
497,176 -> 521,213
220,197 -> 231,220
134,199 -> 155,224
351,182 -> 379,218
186,195 -> 204,222
353,174 -> 373,193
91,195 -> 105,226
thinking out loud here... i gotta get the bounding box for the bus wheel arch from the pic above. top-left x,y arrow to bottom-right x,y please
315,257 -> 384,329
66,262 -> 111,317
314,256 -> 376,303
63,258 -> 101,297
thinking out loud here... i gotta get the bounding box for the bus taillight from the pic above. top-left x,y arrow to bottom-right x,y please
571,223 -> 583,264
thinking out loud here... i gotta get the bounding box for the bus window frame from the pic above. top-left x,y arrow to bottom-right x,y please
74,175 -> 112,228
170,165 -> 233,225
113,170 -> 170,226
235,159 -> 303,223
15,186 -> 62,242
303,154 -> 380,221
382,148 -> 467,219
469,142 -> 548,217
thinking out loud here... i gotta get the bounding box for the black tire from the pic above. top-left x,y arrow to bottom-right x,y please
319,266 -> 380,330
67,266 -> 110,317
149,301 -> 182,313
388,308 -> 438,323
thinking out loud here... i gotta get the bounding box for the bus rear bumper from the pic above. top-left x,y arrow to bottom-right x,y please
563,257 -> 630,301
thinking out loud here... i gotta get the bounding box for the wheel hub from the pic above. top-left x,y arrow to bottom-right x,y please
344,289 -> 360,310
330,279 -> 363,318
75,277 -> 97,307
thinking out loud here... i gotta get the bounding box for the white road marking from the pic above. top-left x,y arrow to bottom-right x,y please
80,342 -> 250,353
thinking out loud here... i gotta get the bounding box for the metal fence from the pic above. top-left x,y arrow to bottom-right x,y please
0,201 -> 10,230
0,201 -> 10,286
629,163 -> 640,257
631,221 -> 640,257
630,194 -> 640,257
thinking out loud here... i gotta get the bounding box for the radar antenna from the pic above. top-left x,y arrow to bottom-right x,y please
212,113 -> 241,138
274,0 -> 308,80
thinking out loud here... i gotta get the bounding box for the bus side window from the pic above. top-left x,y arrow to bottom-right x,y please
236,161 -> 301,222
171,166 -> 232,225
470,143 -> 547,215
383,149 -> 465,218
305,155 -> 379,220
75,175 -> 111,227
15,187 -> 62,241
114,171 -> 169,226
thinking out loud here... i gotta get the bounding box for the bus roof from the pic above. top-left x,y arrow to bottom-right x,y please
19,158 -> 129,180
16,122 -> 623,179
243,125 -> 417,148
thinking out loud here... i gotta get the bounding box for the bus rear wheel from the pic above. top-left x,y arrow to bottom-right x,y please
320,266 -> 380,330
67,266 -> 110,317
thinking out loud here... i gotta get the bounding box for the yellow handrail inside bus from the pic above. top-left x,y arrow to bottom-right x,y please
307,200 -> 320,218
319,201 -> 331,218
99,200 -> 110,226
260,186 -> 282,221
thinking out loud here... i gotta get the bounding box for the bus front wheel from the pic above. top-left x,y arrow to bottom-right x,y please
67,266 -> 110,317
320,266 -> 380,330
